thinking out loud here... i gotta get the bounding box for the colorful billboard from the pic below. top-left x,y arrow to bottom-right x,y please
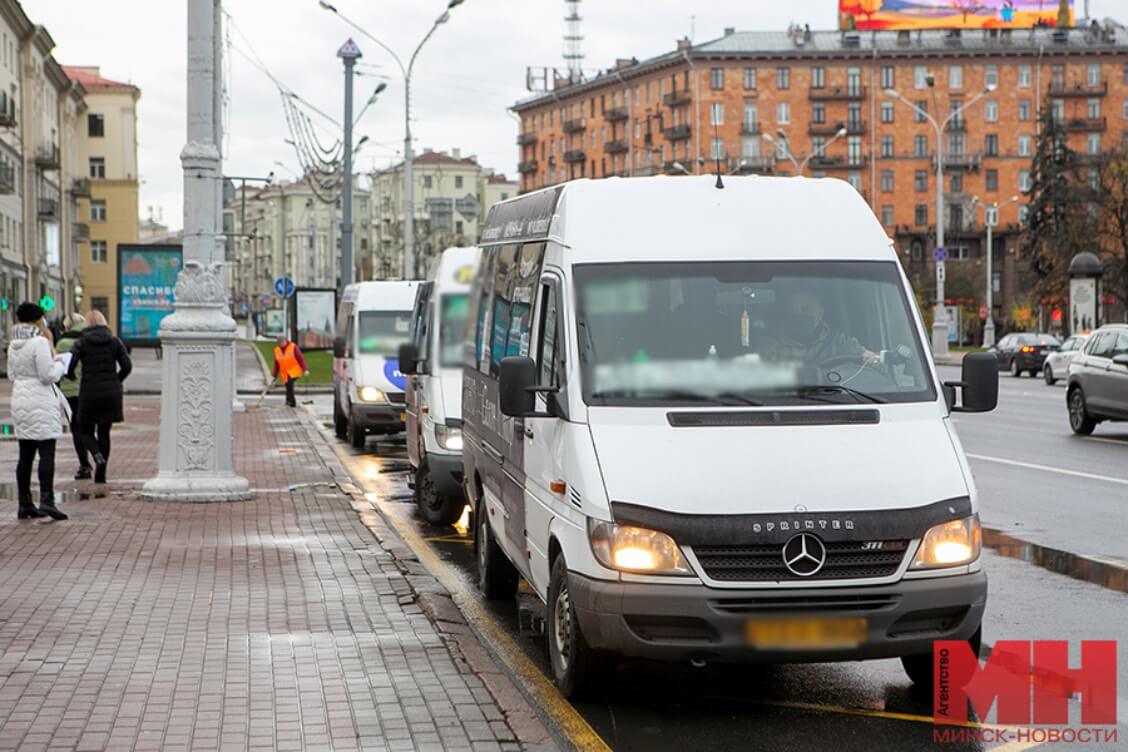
292,288 -> 337,350
117,244 -> 183,343
839,1 -> 1074,31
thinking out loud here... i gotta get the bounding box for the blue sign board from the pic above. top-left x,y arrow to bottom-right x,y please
934,247 -> 948,262
274,277 -> 295,297
384,359 -> 407,390
118,245 -> 183,343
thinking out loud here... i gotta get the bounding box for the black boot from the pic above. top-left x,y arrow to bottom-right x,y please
74,466 -> 92,480
38,491 -> 67,521
17,491 -> 44,519
93,454 -> 107,485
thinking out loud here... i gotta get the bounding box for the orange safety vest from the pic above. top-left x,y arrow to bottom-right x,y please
274,342 -> 303,383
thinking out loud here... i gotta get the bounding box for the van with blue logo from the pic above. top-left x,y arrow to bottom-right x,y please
333,281 -> 420,448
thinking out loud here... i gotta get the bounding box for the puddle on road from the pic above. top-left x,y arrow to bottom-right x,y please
983,527 -> 1128,593
0,483 -> 110,505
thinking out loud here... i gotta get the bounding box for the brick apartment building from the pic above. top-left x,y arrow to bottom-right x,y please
513,24 -> 1128,327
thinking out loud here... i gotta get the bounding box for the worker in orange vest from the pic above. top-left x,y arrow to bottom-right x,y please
272,334 -> 308,407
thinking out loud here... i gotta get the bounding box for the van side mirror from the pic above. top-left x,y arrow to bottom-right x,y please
398,343 -> 421,375
1113,354 -> 1128,367
333,336 -> 346,359
946,353 -> 999,413
499,357 -> 538,417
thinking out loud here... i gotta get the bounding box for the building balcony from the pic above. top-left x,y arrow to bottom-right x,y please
605,139 -> 628,155
37,197 -> 59,218
563,149 -> 586,164
518,159 -> 538,174
808,121 -> 844,136
808,85 -> 867,101
934,151 -> 983,171
732,155 -> 776,173
516,131 -> 537,145
808,155 -> 868,170
663,90 -> 692,107
741,122 -> 761,136
35,145 -> 60,170
947,119 -> 967,133
72,222 -> 90,242
663,124 -> 692,141
1049,80 -> 1108,97
562,118 -> 586,134
1064,116 -> 1107,132
70,177 -> 91,197
604,106 -> 629,122
0,164 -> 14,194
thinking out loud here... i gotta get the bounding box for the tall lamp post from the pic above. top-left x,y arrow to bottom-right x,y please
762,126 -> 848,175
320,0 -> 464,280
971,194 -> 1021,348
885,80 -> 996,358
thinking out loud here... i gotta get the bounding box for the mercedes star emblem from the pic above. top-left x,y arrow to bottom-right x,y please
782,533 -> 827,577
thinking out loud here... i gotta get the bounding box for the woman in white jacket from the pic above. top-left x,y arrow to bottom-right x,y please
6,302 -> 68,520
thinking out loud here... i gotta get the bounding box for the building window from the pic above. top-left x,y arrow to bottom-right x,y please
847,136 -> 862,166
711,138 -> 725,160
848,171 -> 862,192
811,136 -> 826,157
915,205 -> 928,226
881,205 -> 894,226
87,114 -> 104,138
455,221 -> 463,235
777,67 -> 790,89
92,296 -> 108,314
949,65 -> 963,90
1019,169 -> 1032,192
777,102 -> 790,125
1051,99 -> 1065,122
743,67 -> 757,89
89,157 -> 105,179
881,66 -> 895,90
90,240 -> 107,264
986,169 -> 998,192
984,64 -> 998,88
984,100 -> 999,122
881,102 -> 894,124
914,135 -> 928,157
915,171 -> 928,192
881,170 -> 894,193
1089,63 -> 1101,86
812,102 -> 826,124
90,200 -> 107,222
811,66 -> 825,89
881,135 -> 894,158
423,175 -> 433,189
1088,133 -> 1102,155
1018,134 -> 1033,157
711,67 -> 724,90
985,134 -> 999,157
455,175 -> 463,189
1088,98 -> 1101,119
914,66 -> 929,89
743,104 -> 758,131
1018,100 -> 1032,121
950,172 -> 963,193
1018,65 -> 1032,88
1123,98 -> 1128,120
914,100 -> 928,123
1019,204 -> 1031,224
911,241 -> 924,260
711,102 -> 724,126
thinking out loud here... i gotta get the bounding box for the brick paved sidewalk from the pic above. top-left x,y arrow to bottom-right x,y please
0,385 -> 556,752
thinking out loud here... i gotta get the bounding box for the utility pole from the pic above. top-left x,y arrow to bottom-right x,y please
338,38 -> 361,291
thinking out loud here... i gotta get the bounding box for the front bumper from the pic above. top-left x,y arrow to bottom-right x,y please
426,451 -> 464,497
352,402 -> 406,431
570,569 -> 986,663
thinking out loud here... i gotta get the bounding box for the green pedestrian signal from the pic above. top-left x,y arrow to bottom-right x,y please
39,295 -> 56,312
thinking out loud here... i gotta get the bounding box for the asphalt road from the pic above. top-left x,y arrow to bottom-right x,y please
309,380 -> 1128,752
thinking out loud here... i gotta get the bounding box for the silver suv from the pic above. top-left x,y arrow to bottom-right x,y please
1066,324 -> 1128,435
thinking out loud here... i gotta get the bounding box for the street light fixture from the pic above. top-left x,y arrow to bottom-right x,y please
320,0 -> 464,280
884,82 -> 998,358
670,161 -> 691,176
762,125 -> 849,175
969,194 -> 1021,348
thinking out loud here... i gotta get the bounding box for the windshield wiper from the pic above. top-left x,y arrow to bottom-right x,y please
791,384 -> 887,404
592,388 -> 762,406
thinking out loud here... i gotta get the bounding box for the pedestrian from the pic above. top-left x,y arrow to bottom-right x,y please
55,313 -> 92,478
65,310 -> 132,484
272,333 -> 308,408
6,301 -> 69,520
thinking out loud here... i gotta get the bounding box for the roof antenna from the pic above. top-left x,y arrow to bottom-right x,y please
711,118 -> 725,189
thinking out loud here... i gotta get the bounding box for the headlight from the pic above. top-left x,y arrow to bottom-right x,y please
912,514 -> 981,569
434,424 -> 463,451
358,386 -> 386,403
588,520 -> 692,575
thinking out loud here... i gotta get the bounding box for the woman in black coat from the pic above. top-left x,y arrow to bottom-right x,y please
65,310 -> 132,484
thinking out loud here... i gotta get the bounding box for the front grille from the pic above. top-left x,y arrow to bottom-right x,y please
691,539 -> 909,582
386,393 -> 406,405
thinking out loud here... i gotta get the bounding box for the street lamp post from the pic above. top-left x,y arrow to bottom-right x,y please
971,195 -> 1020,348
761,126 -> 849,175
885,82 -> 996,358
337,38 -> 361,291
320,0 -> 464,280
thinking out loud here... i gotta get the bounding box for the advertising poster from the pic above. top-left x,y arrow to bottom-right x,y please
293,288 -> 337,350
117,245 -> 183,344
840,0 -> 1073,31
263,309 -> 285,338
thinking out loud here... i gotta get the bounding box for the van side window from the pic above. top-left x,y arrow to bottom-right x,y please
473,247 -> 498,372
504,243 -> 546,360
489,245 -> 520,376
345,316 -> 355,357
537,281 -> 561,388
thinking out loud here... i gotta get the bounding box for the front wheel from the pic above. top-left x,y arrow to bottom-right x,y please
476,499 -> 518,599
1043,365 -> 1056,386
333,397 -> 347,439
546,554 -> 604,699
347,407 -> 367,449
416,464 -> 465,526
1068,389 -> 1097,436
902,626 -> 982,689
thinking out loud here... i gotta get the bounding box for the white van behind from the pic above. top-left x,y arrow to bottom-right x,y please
462,177 -> 998,697
333,281 -> 419,448
399,247 -> 481,525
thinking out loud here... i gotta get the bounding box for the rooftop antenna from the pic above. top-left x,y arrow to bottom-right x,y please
563,0 -> 584,84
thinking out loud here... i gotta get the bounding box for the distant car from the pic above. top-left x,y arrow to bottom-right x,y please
1066,324 -> 1128,435
990,333 -> 1061,377
1042,334 -> 1089,385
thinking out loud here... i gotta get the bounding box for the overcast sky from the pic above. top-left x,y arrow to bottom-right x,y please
31,0 -> 1122,230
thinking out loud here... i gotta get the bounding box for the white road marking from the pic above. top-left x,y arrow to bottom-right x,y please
966,453 -> 1128,487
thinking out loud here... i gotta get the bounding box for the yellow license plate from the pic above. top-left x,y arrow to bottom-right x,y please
746,617 -> 868,649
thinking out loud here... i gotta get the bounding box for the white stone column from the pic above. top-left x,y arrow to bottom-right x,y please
142,0 -> 249,502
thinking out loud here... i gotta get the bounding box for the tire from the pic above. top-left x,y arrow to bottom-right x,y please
1068,388 -> 1097,436
1010,359 -> 1021,377
902,626 -> 982,689
546,554 -> 604,699
347,407 -> 367,449
1043,365 -> 1056,386
416,464 -> 465,526
476,499 -> 518,599
333,397 -> 347,439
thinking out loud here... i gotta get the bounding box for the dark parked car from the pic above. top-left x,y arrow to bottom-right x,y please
1066,324 -> 1128,435
990,333 -> 1060,377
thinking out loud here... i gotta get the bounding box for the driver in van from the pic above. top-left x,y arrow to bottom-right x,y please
762,289 -> 879,367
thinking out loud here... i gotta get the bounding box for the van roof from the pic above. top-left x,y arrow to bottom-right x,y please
341,280 -> 420,310
482,176 -> 894,264
431,246 -> 482,291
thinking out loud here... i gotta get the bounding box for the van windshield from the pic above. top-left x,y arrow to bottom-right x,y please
357,311 -> 412,356
574,261 -> 936,406
439,294 -> 469,368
